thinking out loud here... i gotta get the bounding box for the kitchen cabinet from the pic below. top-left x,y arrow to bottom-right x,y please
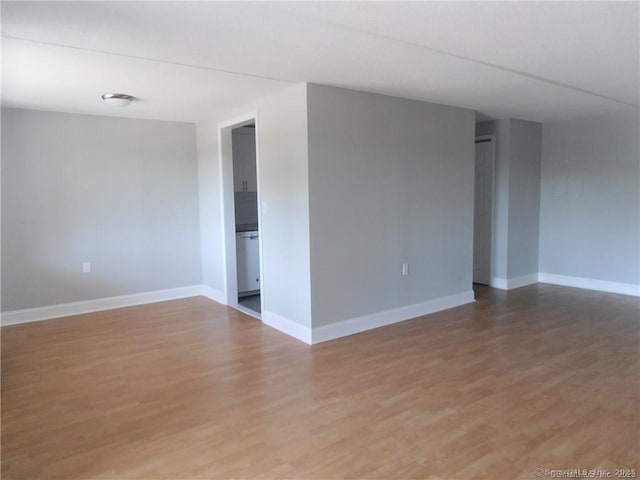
232,127 -> 257,192
236,231 -> 260,295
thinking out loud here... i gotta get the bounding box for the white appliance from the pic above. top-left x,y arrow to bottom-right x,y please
236,231 -> 260,295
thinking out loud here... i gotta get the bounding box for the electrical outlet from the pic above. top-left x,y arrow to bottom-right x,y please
83,262 -> 91,273
402,263 -> 409,276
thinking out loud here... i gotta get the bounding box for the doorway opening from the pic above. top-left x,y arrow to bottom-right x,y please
473,135 -> 495,286
219,113 -> 263,319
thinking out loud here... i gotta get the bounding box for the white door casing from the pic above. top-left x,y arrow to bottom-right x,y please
218,112 -> 263,316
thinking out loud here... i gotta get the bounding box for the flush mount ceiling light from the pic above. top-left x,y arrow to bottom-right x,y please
101,93 -> 134,107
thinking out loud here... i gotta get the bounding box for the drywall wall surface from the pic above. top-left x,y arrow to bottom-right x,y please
196,120 -> 225,291
539,110 -> 640,285
491,119 -> 511,281
308,84 -> 475,327
254,84 -> 312,326
200,84 -> 312,326
476,118 -> 542,282
476,119 -> 511,280
1,108 -> 201,311
507,119 -> 542,278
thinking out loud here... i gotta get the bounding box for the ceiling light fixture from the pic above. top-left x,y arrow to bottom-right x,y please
101,93 -> 134,107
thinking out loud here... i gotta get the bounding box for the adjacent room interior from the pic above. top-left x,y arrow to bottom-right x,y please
1,2 -> 638,479
232,123 -> 261,315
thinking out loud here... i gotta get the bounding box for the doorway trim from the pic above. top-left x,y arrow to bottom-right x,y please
473,134 -> 496,286
218,111 -> 263,318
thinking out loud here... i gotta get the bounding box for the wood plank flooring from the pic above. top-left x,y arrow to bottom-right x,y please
2,284 -> 639,479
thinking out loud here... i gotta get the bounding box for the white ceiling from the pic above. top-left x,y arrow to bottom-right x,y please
2,1 -> 638,124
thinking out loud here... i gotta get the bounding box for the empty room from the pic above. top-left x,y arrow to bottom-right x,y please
1,2 -> 639,479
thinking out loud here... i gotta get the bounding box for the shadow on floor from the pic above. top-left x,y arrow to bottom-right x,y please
238,294 -> 261,314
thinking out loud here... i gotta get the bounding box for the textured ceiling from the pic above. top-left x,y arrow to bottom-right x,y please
2,1 -> 638,123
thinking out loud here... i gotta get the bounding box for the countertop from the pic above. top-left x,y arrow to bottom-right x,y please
236,223 -> 259,233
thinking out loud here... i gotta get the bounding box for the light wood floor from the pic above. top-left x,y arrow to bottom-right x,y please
2,284 -> 639,479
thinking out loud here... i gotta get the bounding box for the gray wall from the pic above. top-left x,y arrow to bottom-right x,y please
539,110 -> 640,285
197,120 -> 224,291
307,84 -> 475,327
255,84 -> 311,326
475,118 -> 541,282
507,119 -> 542,278
2,108 -> 202,311
196,84 -> 312,326
476,119 -> 510,280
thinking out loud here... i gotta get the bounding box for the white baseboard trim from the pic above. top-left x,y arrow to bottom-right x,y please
262,310 -> 312,344
311,290 -> 475,344
1,285 -> 205,326
508,273 -> 539,289
538,273 -> 640,297
490,274 -> 538,290
201,286 -> 226,304
490,277 -> 508,289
